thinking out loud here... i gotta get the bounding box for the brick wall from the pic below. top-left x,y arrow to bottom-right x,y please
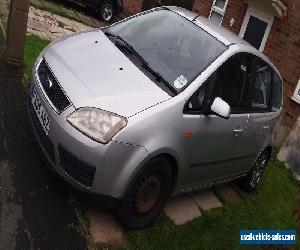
264,1 -> 300,129
192,0 -> 213,17
222,0 -> 247,34
123,0 -> 143,14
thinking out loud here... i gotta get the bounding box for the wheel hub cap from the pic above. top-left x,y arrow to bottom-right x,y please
102,4 -> 112,21
250,155 -> 267,187
134,174 -> 161,214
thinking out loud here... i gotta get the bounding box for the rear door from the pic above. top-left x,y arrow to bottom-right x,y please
184,53 -> 256,187
247,57 -> 282,155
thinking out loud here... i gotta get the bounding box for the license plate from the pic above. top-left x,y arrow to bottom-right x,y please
31,86 -> 50,135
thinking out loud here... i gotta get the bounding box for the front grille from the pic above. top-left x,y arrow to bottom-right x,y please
37,59 -> 70,113
29,101 -> 55,162
59,145 -> 96,187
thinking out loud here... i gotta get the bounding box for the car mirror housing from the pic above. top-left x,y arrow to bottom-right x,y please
211,97 -> 231,119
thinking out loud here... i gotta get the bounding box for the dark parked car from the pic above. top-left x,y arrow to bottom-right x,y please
69,0 -> 123,22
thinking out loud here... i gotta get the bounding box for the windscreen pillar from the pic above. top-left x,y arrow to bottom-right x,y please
6,0 -> 30,66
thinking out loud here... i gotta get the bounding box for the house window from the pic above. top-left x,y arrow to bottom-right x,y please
239,7 -> 274,51
292,78 -> 300,104
209,0 -> 229,25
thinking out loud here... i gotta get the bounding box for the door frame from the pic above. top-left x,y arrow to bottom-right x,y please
239,6 -> 274,52
182,52 -> 256,188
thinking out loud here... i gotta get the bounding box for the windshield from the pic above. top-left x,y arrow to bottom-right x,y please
107,9 -> 227,93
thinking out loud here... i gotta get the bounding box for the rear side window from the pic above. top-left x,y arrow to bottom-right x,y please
251,60 -> 271,110
271,71 -> 283,110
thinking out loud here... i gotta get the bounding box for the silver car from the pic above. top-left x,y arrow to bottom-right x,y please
28,6 -> 283,229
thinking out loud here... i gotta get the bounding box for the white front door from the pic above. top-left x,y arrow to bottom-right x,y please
239,7 -> 274,52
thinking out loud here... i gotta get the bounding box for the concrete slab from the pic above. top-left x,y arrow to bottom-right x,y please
164,195 -> 202,225
27,6 -> 93,41
73,21 -> 92,32
47,24 -> 67,34
214,184 -> 241,203
30,6 -> 57,25
89,209 -> 127,248
53,13 -> 78,32
193,190 -> 223,211
27,18 -> 47,32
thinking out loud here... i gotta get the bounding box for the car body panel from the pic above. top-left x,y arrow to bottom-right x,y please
29,76 -> 150,198
247,111 -> 281,153
186,113 -> 254,187
44,29 -> 171,118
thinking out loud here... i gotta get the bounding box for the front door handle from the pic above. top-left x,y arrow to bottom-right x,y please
233,127 -> 244,136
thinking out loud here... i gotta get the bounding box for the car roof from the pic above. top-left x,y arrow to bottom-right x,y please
166,6 -> 249,46
165,6 -> 281,78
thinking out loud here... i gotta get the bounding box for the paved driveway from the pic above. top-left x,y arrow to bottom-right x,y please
0,61 -> 87,249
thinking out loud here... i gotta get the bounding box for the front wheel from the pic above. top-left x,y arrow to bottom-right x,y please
117,157 -> 173,230
238,151 -> 269,192
98,0 -> 115,22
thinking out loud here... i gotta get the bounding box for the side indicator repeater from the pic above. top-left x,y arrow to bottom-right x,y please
184,131 -> 193,138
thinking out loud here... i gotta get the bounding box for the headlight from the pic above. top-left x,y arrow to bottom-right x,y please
67,107 -> 127,144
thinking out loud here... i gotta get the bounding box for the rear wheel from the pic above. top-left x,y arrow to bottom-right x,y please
118,157 -> 173,230
98,0 -> 115,22
238,151 -> 269,192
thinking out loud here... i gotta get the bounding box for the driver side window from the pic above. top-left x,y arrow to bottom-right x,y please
211,53 -> 251,113
185,83 -> 207,113
184,53 -> 251,114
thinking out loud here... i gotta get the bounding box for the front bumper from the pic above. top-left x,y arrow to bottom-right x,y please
28,76 -> 149,200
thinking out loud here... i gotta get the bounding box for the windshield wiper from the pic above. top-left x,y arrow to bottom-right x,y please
104,31 -> 177,95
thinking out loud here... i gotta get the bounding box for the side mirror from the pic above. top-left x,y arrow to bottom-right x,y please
211,97 -> 231,119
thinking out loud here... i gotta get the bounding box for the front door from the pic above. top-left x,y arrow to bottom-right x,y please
239,7 -> 274,51
184,53 -> 256,187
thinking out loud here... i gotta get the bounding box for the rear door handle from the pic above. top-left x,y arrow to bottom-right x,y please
233,128 -> 244,136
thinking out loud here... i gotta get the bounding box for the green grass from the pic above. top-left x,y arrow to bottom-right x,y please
24,35 -> 50,78
23,35 -> 300,250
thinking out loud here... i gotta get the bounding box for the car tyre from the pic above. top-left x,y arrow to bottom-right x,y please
98,0 -> 115,22
238,150 -> 269,192
117,157 -> 173,230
